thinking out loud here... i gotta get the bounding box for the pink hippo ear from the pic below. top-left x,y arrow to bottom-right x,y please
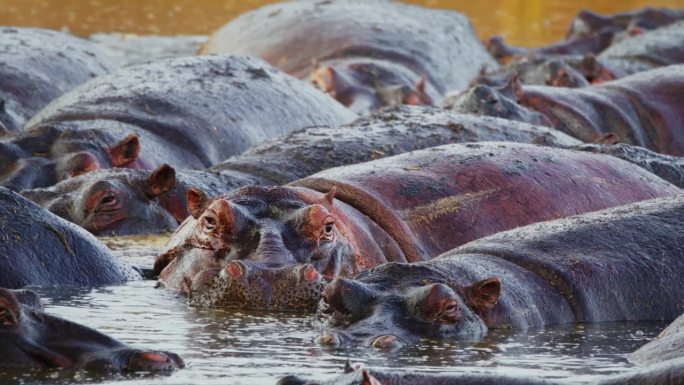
145,164 -> 176,198
403,74 -> 432,106
322,186 -> 337,206
0,289 -> 20,327
187,188 -> 209,219
465,277 -> 501,312
108,134 -> 140,167
311,66 -> 339,95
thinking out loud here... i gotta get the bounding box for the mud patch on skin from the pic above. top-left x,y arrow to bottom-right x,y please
403,188 -> 500,226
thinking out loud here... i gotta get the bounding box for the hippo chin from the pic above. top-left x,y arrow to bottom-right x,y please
200,0 -> 496,114
318,194 -> 684,348
0,288 -> 183,372
154,142 -> 678,311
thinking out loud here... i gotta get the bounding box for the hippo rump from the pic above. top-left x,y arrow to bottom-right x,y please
0,187 -> 140,288
199,0 -> 497,114
21,106 -> 581,235
447,65 -> 684,156
152,142 -> 679,311
0,54 -> 356,191
0,27 -> 115,134
629,313 -> 684,366
318,194 -> 684,348
0,288 -> 183,372
486,7 -> 684,63
278,358 -> 684,385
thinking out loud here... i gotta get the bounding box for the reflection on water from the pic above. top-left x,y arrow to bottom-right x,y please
0,0 -> 683,46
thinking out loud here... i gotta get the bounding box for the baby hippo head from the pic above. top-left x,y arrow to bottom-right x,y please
318,264 -> 501,349
154,186 -> 360,298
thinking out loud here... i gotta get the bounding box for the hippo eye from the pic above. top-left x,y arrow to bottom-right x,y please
100,195 -> 116,205
204,216 -> 217,231
321,222 -> 335,241
438,301 -> 460,324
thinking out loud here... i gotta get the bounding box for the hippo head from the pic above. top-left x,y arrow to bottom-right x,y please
154,186 -> 366,301
0,288 -> 184,372
0,125 -> 144,191
317,264 -> 501,349
311,61 -> 432,114
21,164 -> 182,236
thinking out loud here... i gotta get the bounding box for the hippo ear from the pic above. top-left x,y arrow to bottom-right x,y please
361,370 -> 382,385
504,74 -> 523,101
593,133 -> 621,145
322,186 -> 336,206
311,66 -> 339,95
109,134 -> 140,167
403,74 -> 432,106
0,289 -> 20,327
145,164 -> 176,198
465,277 -> 501,311
187,187 -> 209,219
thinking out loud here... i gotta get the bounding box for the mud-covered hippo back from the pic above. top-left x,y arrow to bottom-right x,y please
454,194 -> 684,323
0,27 -> 115,133
201,0 -> 496,94
25,55 -> 356,167
0,187 -> 139,288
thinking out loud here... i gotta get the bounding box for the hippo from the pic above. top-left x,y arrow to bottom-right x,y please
629,313 -> 684,366
0,54 -> 356,191
0,288 -> 183,372
318,194 -> 684,348
278,357 -> 684,385
199,0 -> 496,114
21,106 -> 581,235
446,65 -> 684,156
0,27 -> 115,134
487,8 -> 684,63
153,142 -> 679,311
0,187 -> 140,288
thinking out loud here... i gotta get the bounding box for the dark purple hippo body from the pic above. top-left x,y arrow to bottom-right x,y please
0,187 -> 140,288
629,314 -> 684,366
0,288 -> 183,372
200,0 -> 497,114
22,106 -> 580,236
0,27 -> 115,134
0,54 -> 356,191
319,194 -> 684,348
154,142 -> 679,311
278,357 -> 684,385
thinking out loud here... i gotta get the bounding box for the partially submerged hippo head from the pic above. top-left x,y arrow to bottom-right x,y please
154,186 -> 372,305
21,164 -> 180,236
0,288 -> 183,372
317,263 -> 501,349
311,61 -> 432,114
0,125 -> 143,191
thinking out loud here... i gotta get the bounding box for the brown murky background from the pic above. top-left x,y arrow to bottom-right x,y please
1,0 -> 683,47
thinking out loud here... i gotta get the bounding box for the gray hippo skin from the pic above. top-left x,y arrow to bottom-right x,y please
200,0 -> 496,114
21,106 -> 580,236
0,54 -> 356,191
629,313 -> 684,366
0,187 -> 140,288
0,27 -> 115,134
0,288 -> 183,372
319,194 -> 684,347
277,358 -> 684,385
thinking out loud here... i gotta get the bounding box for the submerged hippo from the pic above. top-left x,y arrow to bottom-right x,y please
200,0 -> 496,114
487,7 -> 684,63
447,65 -> 684,156
0,54 -> 355,191
0,288 -> 183,372
21,106 -> 581,235
278,357 -> 684,385
629,313 -> 684,366
0,27 -> 115,134
0,187 -> 140,288
153,142 -> 679,311
319,194 -> 684,348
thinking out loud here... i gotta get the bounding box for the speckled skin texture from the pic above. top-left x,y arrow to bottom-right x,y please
156,142 -> 679,311
200,0 -> 496,114
0,27 -> 115,134
320,195 -> 684,347
22,106 -> 581,236
629,314 -> 684,366
0,288 -> 183,371
0,187 -> 140,288
0,54 -> 356,191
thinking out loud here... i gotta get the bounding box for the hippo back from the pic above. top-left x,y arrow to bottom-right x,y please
292,142 -> 680,261
629,313 -> 684,365
200,0 -> 496,94
0,187 -> 139,288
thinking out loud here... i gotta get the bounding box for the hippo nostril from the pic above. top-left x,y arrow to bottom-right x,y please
221,260 -> 246,279
316,331 -> 341,346
371,335 -> 402,350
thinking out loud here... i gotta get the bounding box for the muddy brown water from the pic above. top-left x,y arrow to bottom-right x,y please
2,0 -> 683,384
